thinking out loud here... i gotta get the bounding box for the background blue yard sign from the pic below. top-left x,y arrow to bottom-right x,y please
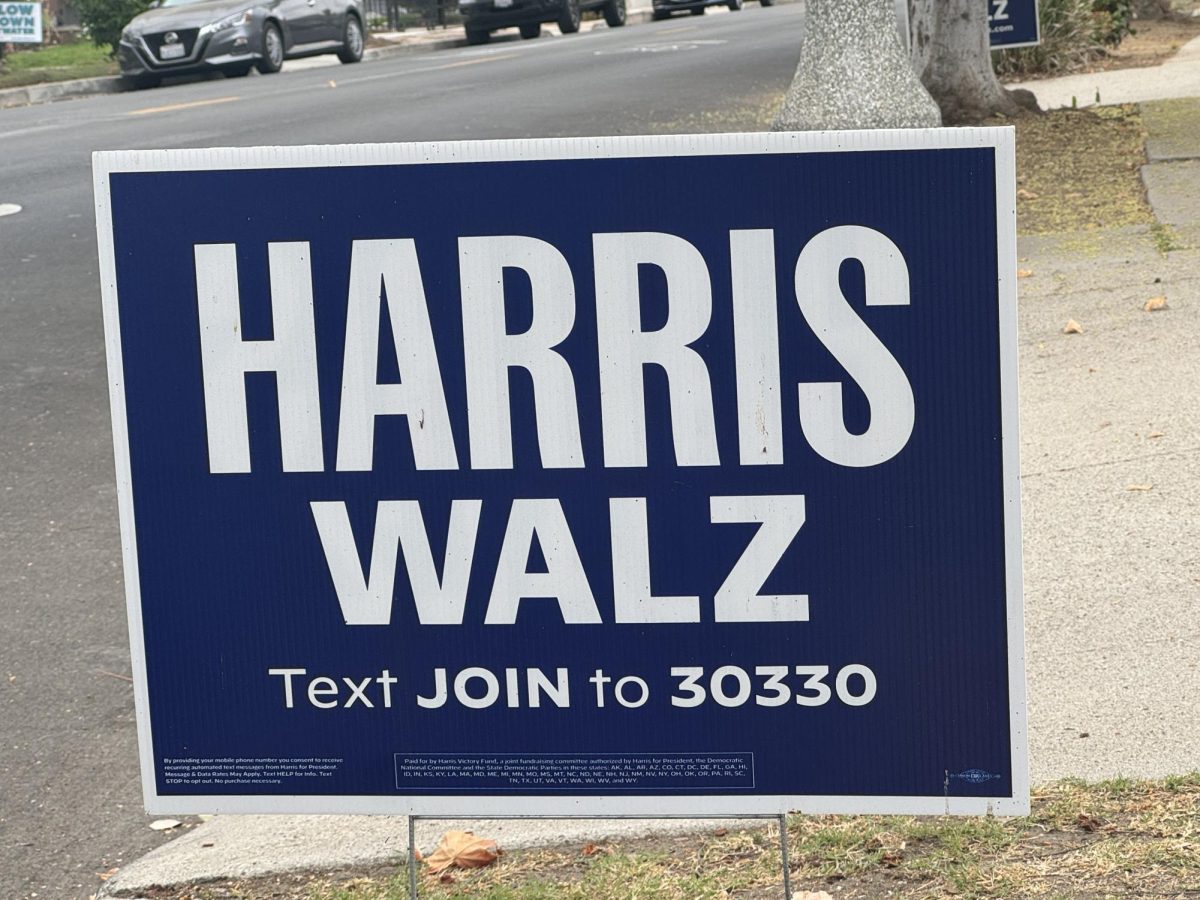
94,131 -> 1027,817
989,0 -> 1041,49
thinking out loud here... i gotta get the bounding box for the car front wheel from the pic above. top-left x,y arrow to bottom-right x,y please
727,0 -> 742,9
603,0 -> 626,27
690,5 -> 704,13
337,15 -> 364,63
256,22 -> 284,73
465,25 -> 489,44
557,0 -> 581,33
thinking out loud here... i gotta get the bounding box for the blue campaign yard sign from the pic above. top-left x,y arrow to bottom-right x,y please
990,0 -> 1040,49
94,131 -> 1027,818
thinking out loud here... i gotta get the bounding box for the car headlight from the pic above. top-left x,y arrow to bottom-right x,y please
121,26 -> 139,42
211,9 -> 253,31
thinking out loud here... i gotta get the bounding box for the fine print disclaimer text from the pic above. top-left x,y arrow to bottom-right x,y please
396,753 -> 755,791
161,756 -> 344,786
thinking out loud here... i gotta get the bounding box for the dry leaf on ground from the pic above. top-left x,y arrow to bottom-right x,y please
1144,296 -> 1168,311
425,830 -> 500,874
149,819 -> 181,831
1127,484 -> 1154,492
1149,430 -> 1165,439
1017,268 -> 1034,278
1063,319 -> 1084,334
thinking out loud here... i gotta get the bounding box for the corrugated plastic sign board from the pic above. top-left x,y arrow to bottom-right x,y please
0,1 -> 43,43
989,0 -> 1040,49
93,130 -> 1027,817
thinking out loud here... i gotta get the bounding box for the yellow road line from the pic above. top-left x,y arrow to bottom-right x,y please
128,96 -> 241,116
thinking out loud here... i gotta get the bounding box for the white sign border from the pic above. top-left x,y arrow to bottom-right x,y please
93,128 -> 1027,818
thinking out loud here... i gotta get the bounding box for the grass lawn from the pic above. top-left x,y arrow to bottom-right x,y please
0,41 -> 117,90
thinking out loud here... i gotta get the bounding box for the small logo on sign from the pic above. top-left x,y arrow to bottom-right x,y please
950,769 -> 1002,785
164,31 -> 179,43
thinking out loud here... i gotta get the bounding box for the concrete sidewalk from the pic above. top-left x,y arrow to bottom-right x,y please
99,53 -> 1200,900
1012,31 -> 1200,109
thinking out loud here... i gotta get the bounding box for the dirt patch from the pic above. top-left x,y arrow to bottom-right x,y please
1007,104 -> 1155,234
1094,14 -> 1200,71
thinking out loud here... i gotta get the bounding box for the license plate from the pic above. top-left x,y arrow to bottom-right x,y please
160,43 -> 186,59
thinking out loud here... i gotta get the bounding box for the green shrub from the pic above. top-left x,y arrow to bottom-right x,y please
993,0 -> 1140,76
993,0 -> 1097,76
1092,0 -> 1135,45
75,0 -> 155,55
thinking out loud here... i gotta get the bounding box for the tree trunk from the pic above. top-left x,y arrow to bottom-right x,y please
773,0 -> 940,131
914,0 -> 1031,125
907,0 -> 934,77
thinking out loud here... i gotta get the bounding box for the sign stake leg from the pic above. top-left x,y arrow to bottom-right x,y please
779,813 -> 792,899
408,815 -> 419,900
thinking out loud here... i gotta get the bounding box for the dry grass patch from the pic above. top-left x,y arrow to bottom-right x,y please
1008,104 -> 1155,234
127,774 -> 1200,900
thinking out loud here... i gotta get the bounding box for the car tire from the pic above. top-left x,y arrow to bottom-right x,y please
727,0 -> 742,9
465,25 -> 490,44
759,0 -> 774,5
519,22 -> 541,38
256,22 -> 284,74
690,5 -> 704,13
337,14 -> 364,63
603,0 -> 626,27
224,64 -> 252,77
557,0 -> 581,33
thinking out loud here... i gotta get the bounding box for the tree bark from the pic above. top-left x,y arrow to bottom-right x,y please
907,0 -> 935,77
912,0 -> 1033,125
773,0 -> 940,131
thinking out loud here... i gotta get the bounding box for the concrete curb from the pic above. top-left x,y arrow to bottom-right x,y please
0,10 -> 654,111
0,73 -> 128,109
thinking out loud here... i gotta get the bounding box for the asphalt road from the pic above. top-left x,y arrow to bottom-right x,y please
0,7 -> 804,898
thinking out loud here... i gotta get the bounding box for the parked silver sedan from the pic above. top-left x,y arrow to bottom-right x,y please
118,0 -> 365,88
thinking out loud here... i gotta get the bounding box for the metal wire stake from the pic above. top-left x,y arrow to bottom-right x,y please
779,813 -> 792,899
408,815 -> 419,900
